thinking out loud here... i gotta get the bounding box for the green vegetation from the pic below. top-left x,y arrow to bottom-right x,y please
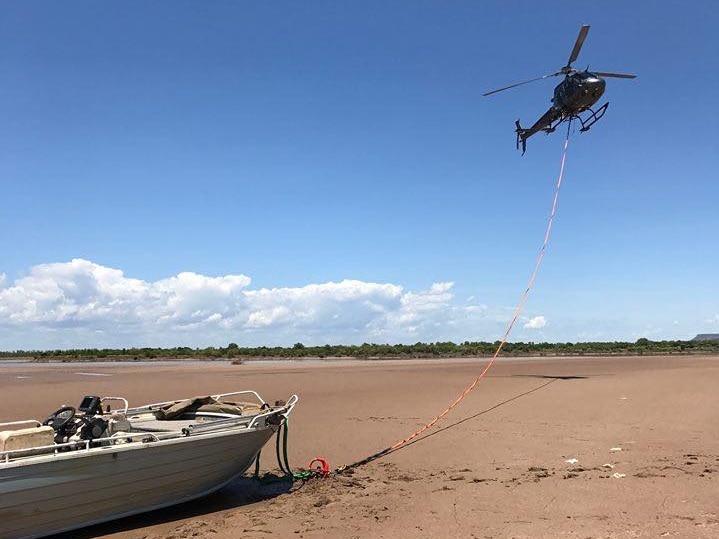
1,338 -> 718,362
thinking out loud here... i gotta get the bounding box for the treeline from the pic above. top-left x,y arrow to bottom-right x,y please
1,338 -> 718,361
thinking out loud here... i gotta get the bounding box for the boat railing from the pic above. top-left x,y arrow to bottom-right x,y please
0,419 -> 42,430
187,394 -> 299,434
246,393 -> 298,429
1,392 -> 298,463
213,390 -> 266,406
1,431 -> 160,464
101,396 -> 129,414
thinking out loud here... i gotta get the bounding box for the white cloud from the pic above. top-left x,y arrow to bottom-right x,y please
0,260 -> 494,349
0,259 -> 251,329
706,314 -> 719,325
523,315 -> 547,329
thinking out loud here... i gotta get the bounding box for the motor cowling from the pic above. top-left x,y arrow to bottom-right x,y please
78,417 -> 108,441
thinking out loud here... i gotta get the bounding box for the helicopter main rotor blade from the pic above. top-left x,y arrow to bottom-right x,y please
482,73 -> 558,97
566,25 -> 590,69
593,71 -> 637,79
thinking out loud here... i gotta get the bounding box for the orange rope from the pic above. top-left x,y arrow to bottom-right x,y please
388,130 -> 572,452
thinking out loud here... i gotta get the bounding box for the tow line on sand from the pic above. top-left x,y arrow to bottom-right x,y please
259,123 -> 574,482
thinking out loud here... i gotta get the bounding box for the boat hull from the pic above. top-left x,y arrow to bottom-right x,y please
0,426 -> 274,539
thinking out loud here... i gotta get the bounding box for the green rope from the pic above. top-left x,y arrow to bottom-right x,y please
292,470 -> 315,480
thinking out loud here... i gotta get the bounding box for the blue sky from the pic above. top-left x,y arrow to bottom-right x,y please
1,1 -> 718,349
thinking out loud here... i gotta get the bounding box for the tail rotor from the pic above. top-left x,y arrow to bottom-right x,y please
515,120 -> 528,154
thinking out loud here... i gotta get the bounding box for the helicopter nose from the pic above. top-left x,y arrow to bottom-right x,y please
587,78 -> 606,97
585,77 -> 605,89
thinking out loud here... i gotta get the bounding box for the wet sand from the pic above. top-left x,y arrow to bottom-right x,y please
2,355 -> 718,538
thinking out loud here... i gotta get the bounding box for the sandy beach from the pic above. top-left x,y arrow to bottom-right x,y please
2,355 -> 718,538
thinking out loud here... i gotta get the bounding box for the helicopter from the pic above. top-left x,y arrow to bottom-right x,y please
483,25 -> 636,154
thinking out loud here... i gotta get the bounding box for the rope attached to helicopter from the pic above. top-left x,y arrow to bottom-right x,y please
330,120 -> 575,474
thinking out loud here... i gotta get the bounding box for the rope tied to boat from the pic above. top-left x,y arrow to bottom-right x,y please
253,417 -> 331,482
255,124 -> 573,482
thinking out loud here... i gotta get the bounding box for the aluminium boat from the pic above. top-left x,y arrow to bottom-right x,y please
0,390 -> 298,539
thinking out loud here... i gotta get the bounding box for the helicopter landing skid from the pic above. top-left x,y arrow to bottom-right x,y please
575,102 -> 609,132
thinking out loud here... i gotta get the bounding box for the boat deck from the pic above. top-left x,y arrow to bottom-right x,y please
128,414 -> 253,434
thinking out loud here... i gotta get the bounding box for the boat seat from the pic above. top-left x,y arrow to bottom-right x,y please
0,426 -> 54,454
